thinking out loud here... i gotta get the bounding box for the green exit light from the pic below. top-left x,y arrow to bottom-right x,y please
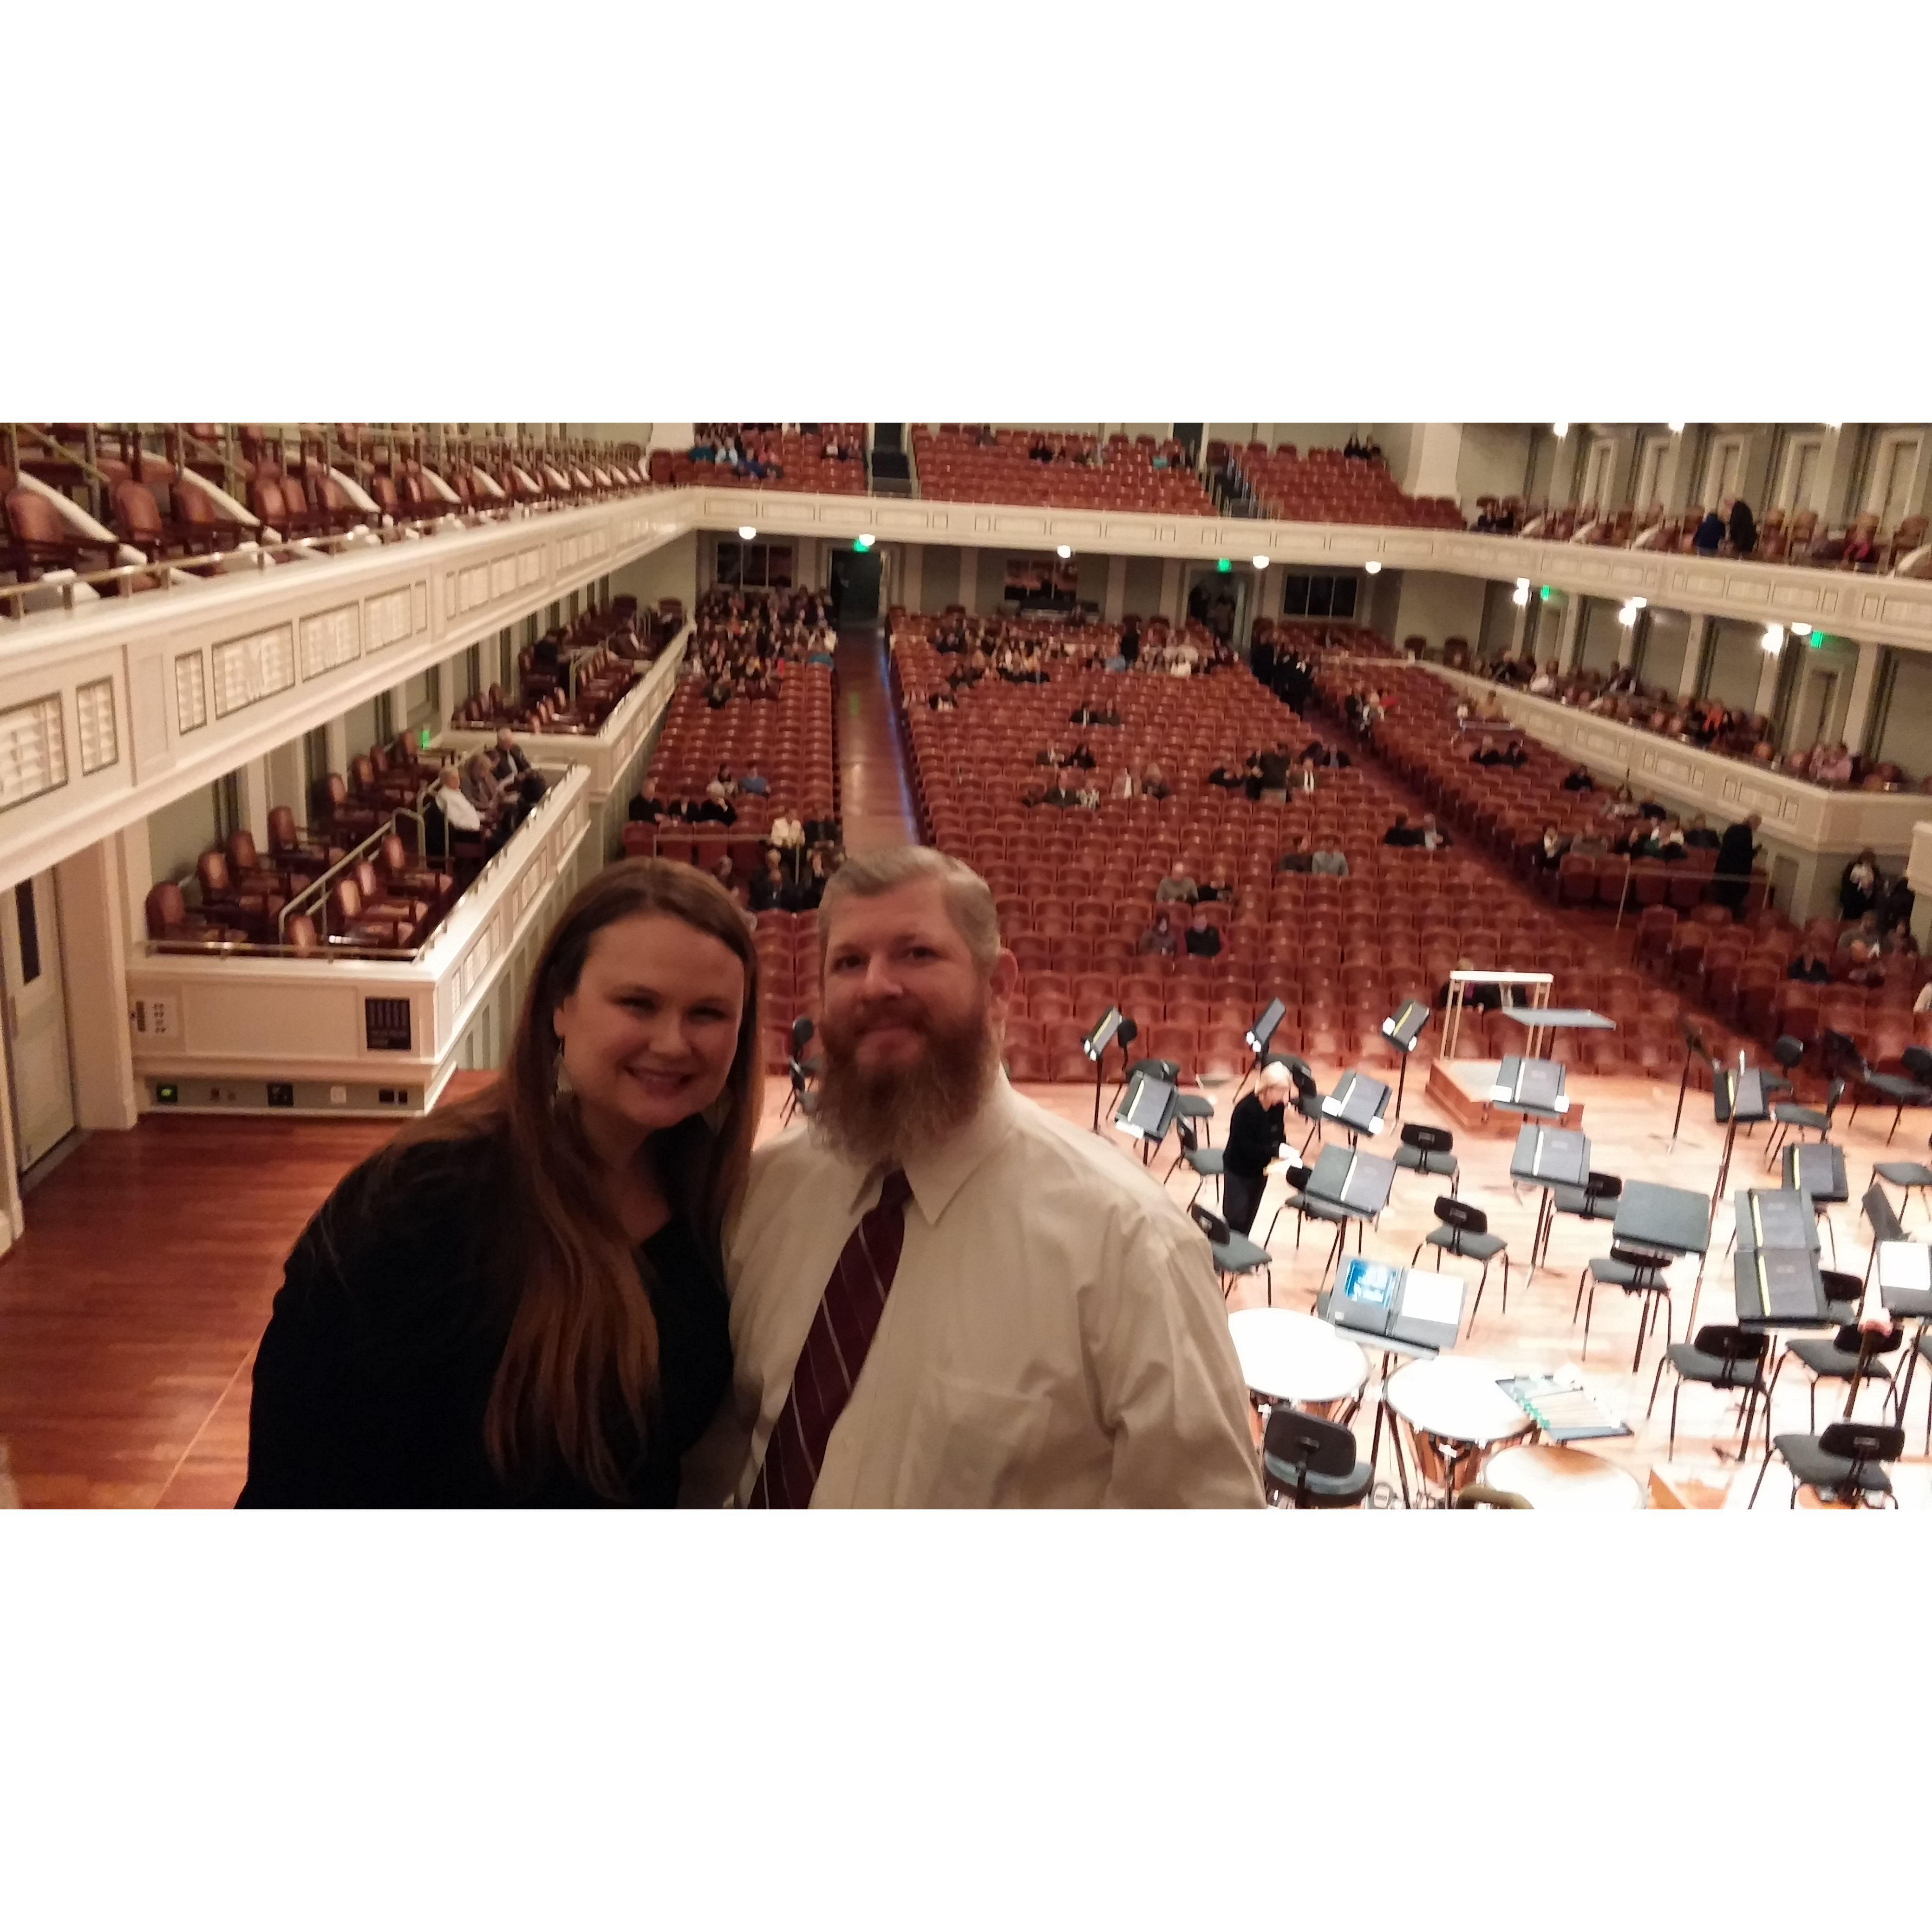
418,726 -> 431,749
1216,558 -> 1232,573
1539,584 -> 1552,602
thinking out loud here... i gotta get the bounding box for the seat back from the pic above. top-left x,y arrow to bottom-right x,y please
1689,1324 -> 1767,1371
1607,1243 -> 1668,1277
285,913 -> 320,953
226,829 -> 261,874
1584,1170 -> 1623,1205
5,489 -> 67,544
1901,1045 -> 1932,1084
1816,1421 -> 1904,1470
1402,1122 -> 1451,1154
1772,1034 -> 1805,1070
144,880 -> 187,938
351,859 -> 383,901
330,876 -> 364,921
1188,1200 -> 1232,1246
1436,1196 -> 1486,1235
111,478 -> 165,543
1862,1182 -> 1906,1246
267,804 -> 302,853
196,850 -> 234,897
1263,1405 -> 1357,1479
1175,1116 -> 1199,1154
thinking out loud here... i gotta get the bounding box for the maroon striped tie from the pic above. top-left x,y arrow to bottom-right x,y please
745,1168 -> 914,1509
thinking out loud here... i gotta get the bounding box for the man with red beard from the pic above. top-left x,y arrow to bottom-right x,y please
701,845 -> 1263,1508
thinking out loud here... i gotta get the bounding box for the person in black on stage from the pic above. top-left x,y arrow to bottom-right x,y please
239,861 -> 757,1508
1222,1064 -> 1291,1236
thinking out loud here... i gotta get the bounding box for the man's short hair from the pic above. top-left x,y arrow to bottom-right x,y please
819,845 -> 1002,971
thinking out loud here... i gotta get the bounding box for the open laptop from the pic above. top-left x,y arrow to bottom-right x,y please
1330,1255 -> 1466,1351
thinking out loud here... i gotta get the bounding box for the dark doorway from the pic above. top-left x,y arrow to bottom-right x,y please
829,548 -> 883,624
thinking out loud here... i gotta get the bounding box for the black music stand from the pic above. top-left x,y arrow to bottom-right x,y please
1083,1005 -> 1125,1132
1102,1013 -> 1141,1116
1379,1000 -> 1429,1119
1233,999 -> 1286,1101
1490,1055 -> 1570,1120
1113,1067 -> 1177,1164
1510,1123 -> 1591,1269
1708,1060 -> 1773,1212
1322,1068 -> 1393,1146
1302,1143 -> 1397,1288
1670,1022 -> 1711,1148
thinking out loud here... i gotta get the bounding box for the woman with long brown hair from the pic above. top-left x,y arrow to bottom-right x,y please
239,859 -> 761,1507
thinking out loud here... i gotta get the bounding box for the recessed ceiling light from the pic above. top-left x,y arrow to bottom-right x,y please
738,525 -> 756,540
1252,555 -> 1269,570
1057,544 -> 1072,559
1364,560 -> 1383,575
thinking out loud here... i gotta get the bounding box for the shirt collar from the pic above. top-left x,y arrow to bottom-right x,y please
841,1072 -> 1022,1224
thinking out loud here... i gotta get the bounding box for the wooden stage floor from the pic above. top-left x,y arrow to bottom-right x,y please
1,1066 -> 1925,1508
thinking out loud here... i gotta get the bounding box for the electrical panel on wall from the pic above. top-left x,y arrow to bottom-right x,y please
129,996 -> 173,1039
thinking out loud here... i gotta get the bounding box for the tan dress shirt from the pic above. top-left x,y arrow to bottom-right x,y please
698,1077 -> 1264,1508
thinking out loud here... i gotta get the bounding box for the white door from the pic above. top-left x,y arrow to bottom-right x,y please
1704,438 -> 1743,507
1781,437 -> 1821,512
0,871 -> 78,1171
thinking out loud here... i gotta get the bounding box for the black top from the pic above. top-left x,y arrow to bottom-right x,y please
1184,924 -> 1223,957
1225,1095 -> 1286,1179
1717,823 -> 1756,874
238,1137 -> 731,1508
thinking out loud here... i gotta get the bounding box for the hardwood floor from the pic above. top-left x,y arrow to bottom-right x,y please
2,1060 -> 1925,1508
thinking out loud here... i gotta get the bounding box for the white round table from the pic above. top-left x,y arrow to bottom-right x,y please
1483,1443 -> 1647,1511
1228,1308 -> 1368,1412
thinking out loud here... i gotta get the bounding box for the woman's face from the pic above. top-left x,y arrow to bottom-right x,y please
552,913 -> 746,1141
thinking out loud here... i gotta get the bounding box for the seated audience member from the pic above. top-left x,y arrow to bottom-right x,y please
1841,849 -> 1881,920
1786,942 -> 1834,983
489,728 -> 531,790
1533,824 -> 1568,870
1140,763 -> 1171,801
1839,910 -> 1886,985
706,764 -> 738,802
1067,742 -> 1097,770
1384,813 -> 1421,848
1139,910 -> 1179,956
426,764 -> 485,860
1812,742 -> 1854,786
1207,753 -> 1245,789
1241,752 -> 1266,802
1221,1065 -> 1290,1235
1527,661 -> 1558,696
1155,860 -> 1199,904
1035,746 -> 1064,768
1183,909 -> 1223,959
628,781 -> 668,824
1886,920 -> 1921,959
1500,739 -> 1527,768
1692,508 -> 1725,555
1256,747 -> 1290,802
739,761 -> 770,797
749,849 -> 790,912
708,853 -> 743,905
1684,814 -> 1720,850
1310,843 -> 1350,878
1043,777 -> 1078,808
461,751 -> 501,815
1110,766 -> 1137,801
690,791 -> 737,826
1277,833 -> 1314,874
927,689 -> 957,711
706,676 -> 734,709
1560,764 -> 1596,792
1073,782 -> 1101,809
1417,814 -> 1451,850
1197,866 -> 1236,903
